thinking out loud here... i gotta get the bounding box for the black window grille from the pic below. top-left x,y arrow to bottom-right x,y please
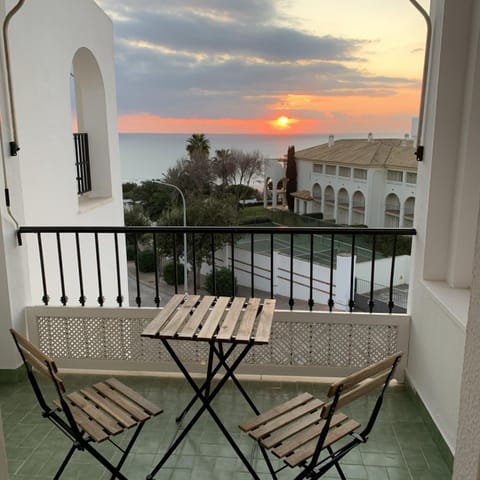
73,133 -> 92,194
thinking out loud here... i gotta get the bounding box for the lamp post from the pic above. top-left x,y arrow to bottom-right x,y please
155,182 -> 188,293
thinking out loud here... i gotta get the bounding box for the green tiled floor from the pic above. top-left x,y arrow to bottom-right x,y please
0,374 -> 452,479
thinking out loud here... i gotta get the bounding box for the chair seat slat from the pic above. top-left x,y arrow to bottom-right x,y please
250,398 -> 324,440
105,378 -> 163,416
284,419 -> 361,467
93,382 -> 150,422
262,412 -> 347,449
53,400 -> 109,443
80,386 -> 139,427
240,392 -> 314,432
67,391 -> 123,435
271,413 -> 349,458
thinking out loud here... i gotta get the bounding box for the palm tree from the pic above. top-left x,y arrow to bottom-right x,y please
186,133 -> 210,161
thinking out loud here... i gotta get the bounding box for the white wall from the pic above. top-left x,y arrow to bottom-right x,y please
407,0 -> 479,459
0,0 -> 126,370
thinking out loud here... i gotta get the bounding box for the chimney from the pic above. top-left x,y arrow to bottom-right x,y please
367,132 -> 373,142
328,134 -> 335,147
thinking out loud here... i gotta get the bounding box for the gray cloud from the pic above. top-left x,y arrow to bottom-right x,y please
96,0 -> 418,121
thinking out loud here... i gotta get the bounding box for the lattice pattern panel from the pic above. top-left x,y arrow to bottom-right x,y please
36,315 -> 399,370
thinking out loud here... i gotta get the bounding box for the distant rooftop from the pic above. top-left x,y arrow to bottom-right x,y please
295,137 -> 417,170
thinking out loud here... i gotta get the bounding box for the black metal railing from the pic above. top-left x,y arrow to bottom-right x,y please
73,133 -> 92,194
17,225 -> 416,313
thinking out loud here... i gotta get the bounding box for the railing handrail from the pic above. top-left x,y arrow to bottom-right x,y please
18,224 -> 416,312
18,225 -> 417,236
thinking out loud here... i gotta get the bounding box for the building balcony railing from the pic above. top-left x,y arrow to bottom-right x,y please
18,225 -> 416,314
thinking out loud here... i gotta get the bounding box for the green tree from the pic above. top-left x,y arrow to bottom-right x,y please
212,148 -> 236,186
186,133 -> 210,161
157,193 -> 239,288
285,145 -> 297,212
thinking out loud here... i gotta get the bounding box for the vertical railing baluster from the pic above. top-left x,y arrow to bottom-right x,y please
289,233 -> 294,310
172,233 -> 178,295
56,233 -> 68,306
328,234 -> 335,311
134,233 -> 141,307
349,234 -> 356,312
270,232 -> 274,299
388,234 -> 398,313
192,232 -> 197,294
94,233 -> 104,306
37,233 -> 49,305
369,234 -> 377,313
231,232 -> 235,294
75,232 -> 86,306
153,233 -> 160,307
250,233 -> 255,297
114,233 -> 123,307
211,233 -> 216,296
308,233 -> 314,311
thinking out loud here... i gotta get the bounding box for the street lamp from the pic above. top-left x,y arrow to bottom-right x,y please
154,182 -> 188,293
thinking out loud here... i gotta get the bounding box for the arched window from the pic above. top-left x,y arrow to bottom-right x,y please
385,193 -> 400,227
324,186 -> 335,220
312,183 -> 322,213
71,47 -> 112,201
403,197 -> 415,227
352,191 -> 366,225
337,188 -> 349,224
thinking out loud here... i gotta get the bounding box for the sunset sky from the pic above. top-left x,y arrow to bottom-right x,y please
96,0 -> 430,136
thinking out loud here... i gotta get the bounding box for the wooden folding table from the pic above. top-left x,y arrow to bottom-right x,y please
141,294 -> 276,480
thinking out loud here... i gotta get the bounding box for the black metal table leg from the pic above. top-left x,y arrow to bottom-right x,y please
147,339 -> 261,480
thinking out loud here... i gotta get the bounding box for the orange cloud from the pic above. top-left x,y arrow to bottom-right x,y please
118,87 -> 421,135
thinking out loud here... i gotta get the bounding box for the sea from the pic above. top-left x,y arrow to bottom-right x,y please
119,132 -> 404,183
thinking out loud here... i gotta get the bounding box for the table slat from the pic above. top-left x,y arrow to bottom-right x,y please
177,296 -> 217,338
197,296 -> 231,340
235,298 -> 261,342
216,297 -> 246,341
141,294 -> 185,337
160,295 -> 201,338
254,298 -> 276,343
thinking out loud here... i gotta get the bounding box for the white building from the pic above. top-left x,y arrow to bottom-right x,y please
265,136 -> 417,228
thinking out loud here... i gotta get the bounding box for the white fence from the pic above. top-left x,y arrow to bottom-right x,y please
25,306 -> 409,381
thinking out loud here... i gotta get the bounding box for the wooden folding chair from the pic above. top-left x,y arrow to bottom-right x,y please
10,329 -> 163,480
240,352 -> 402,480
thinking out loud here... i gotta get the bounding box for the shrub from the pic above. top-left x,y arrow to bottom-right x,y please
163,261 -> 185,285
205,267 -> 237,296
138,249 -> 157,273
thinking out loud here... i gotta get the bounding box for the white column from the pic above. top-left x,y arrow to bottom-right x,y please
335,253 -> 356,311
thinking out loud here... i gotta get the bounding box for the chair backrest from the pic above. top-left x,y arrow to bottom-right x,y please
321,352 -> 402,420
10,329 -> 66,411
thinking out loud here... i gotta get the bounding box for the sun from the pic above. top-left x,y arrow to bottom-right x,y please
277,116 -> 290,128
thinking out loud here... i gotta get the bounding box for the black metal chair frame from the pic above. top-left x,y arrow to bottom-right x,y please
242,353 -> 402,480
11,329 -> 159,480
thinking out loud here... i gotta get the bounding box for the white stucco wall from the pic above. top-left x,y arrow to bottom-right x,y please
407,0 -> 480,462
0,0 -> 126,369
5,0 -> 127,308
